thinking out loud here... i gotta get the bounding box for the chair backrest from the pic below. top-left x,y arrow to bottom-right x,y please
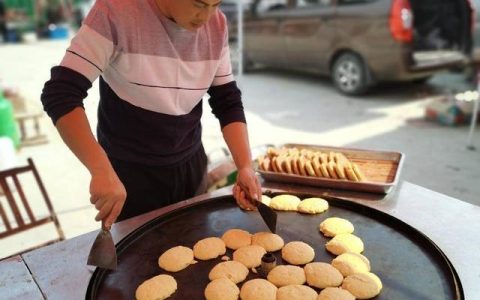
0,158 -> 64,254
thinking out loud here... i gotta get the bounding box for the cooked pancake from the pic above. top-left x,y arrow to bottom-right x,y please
270,194 -> 301,211
135,274 -> 177,300
342,272 -> 383,299
251,232 -> 284,252
325,233 -> 364,256
240,279 -> 277,300
209,261 -> 249,284
317,287 -> 355,300
282,241 -> 315,265
319,217 -> 354,237
267,265 -> 306,287
297,197 -> 329,214
277,285 -> 317,300
204,278 -> 239,300
331,252 -> 371,276
222,229 -> 252,250
304,262 -> 343,289
193,237 -> 226,260
158,245 -> 194,272
233,245 -> 266,268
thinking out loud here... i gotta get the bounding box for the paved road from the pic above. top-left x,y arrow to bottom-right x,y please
0,39 -> 478,257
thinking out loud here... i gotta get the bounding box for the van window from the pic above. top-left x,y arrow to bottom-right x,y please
474,0 -> 480,17
337,0 -> 377,5
297,0 -> 333,7
255,0 -> 290,13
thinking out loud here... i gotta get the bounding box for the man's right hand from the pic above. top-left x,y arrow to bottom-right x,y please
54,108 -> 126,228
89,168 -> 126,228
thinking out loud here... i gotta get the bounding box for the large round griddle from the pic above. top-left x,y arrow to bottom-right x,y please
86,194 -> 463,299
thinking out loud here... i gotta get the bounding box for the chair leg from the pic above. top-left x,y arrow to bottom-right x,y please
34,116 -> 41,137
12,175 -> 35,222
19,119 -> 26,142
0,201 -> 12,231
0,178 -> 25,227
55,223 -> 66,241
29,158 -> 65,240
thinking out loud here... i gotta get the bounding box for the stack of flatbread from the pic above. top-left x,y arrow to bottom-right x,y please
258,146 -> 366,182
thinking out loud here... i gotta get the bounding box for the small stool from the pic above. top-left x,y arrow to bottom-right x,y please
14,111 -> 48,147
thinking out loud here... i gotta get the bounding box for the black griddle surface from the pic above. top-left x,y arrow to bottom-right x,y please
86,194 -> 462,299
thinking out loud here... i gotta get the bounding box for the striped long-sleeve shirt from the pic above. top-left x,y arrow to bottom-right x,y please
41,0 -> 245,166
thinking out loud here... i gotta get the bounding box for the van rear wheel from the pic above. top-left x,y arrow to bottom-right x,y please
332,53 -> 370,95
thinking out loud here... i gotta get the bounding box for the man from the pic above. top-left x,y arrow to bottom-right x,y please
41,0 -> 261,228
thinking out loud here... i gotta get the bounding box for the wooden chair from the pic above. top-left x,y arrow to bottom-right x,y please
0,158 -> 65,254
15,111 -> 49,147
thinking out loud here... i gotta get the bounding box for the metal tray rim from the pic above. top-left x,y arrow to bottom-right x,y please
258,143 -> 406,194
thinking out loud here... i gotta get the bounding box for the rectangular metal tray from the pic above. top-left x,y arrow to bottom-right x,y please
256,143 -> 405,194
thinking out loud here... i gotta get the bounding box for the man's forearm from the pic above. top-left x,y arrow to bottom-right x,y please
55,107 -> 112,175
222,122 -> 252,170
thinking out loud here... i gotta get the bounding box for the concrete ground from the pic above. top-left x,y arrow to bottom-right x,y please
0,39 -> 479,258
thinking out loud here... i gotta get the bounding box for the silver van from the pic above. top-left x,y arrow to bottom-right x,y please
234,0 -> 474,95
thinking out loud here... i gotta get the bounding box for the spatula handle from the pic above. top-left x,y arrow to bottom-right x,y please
102,220 -> 111,231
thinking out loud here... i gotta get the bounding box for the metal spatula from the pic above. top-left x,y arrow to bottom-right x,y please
87,221 -> 117,270
256,199 -> 277,233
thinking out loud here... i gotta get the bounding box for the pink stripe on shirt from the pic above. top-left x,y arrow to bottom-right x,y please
60,0 -> 234,115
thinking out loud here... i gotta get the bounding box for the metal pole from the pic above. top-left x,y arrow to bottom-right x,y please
467,68 -> 480,150
236,0 -> 243,85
